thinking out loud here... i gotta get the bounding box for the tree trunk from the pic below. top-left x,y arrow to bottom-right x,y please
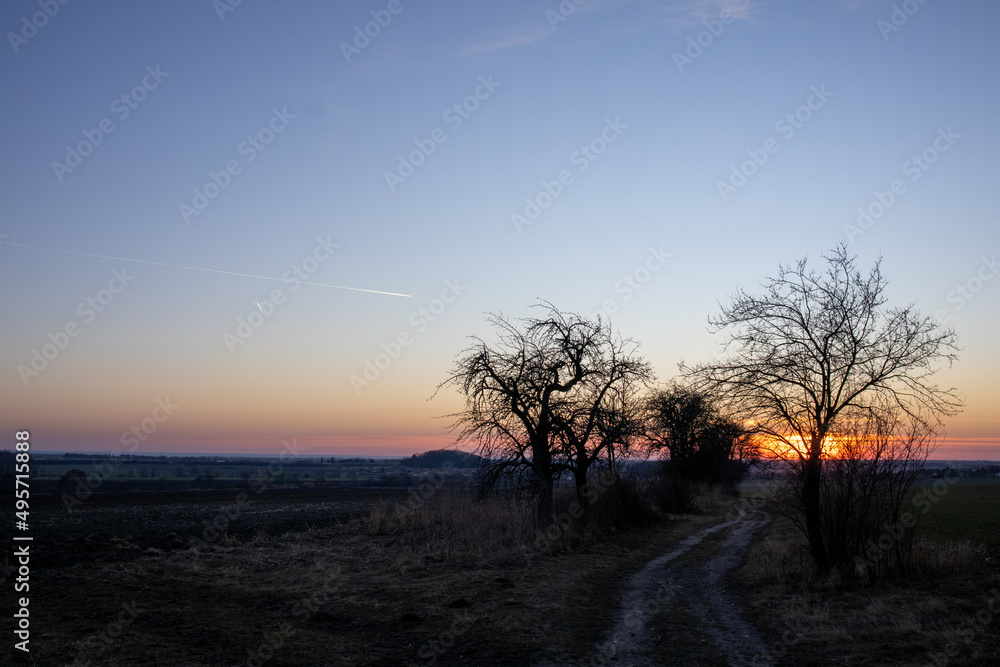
534,439 -> 555,528
575,457 -> 590,525
537,476 -> 554,528
802,441 -> 829,573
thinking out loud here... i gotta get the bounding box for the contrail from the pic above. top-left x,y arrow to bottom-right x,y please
0,241 -> 411,298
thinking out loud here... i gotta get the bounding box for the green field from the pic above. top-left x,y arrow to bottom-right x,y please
915,478 -> 1000,551
738,477 -> 1000,552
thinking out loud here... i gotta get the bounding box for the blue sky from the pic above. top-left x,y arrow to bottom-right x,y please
1,0 -> 998,457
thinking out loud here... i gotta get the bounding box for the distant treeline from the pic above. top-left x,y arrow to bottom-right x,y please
400,449 -> 481,469
38,453 -> 391,466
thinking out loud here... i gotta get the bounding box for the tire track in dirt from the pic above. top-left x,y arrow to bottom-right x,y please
592,504 -> 772,666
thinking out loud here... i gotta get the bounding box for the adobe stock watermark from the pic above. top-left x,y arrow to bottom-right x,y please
189,439 -> 306,550
384,75 -> 501,192
851,467 -> 961,579
245,560 -> 341,666
588,246 -> 671,321
673,0 -> 750,73
716,85 -> 833,202
394,462 -> 454,521
120,396 -> 180,452
51,65 -> 170,182
61,397 -> 179,514
545,0 -> 586,31
213,0 -> 247,22
926,589 -> 1000,667
7,0 -> 72,55
532,468 -> 619,554
589,581 -> 679,666
223,235 -> 338,352
17,268 -> 135,386
932,254 -> 998,326
340,0 -> 414,63
70,600 -> 145,667
511,117 -> 627,233
844,127 -> 958,244
409,611 -> 475,666
350,278 -> 467,394
878,0 -> 931,42
179,106 -> 295,224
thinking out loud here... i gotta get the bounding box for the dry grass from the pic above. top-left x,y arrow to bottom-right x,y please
735,515 -> 1000,666
912,537 -> 987,574
30,484 -> 1000,666
362,491 -> 538,568
740,518 -> 989,588
739,520 -> 815,586
35,486 -> 738,666
357,485 -> 664,572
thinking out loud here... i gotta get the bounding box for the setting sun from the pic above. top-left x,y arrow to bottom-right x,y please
757,434 -> 845,460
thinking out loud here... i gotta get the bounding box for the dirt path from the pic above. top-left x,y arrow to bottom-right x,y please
592,503 -> 772,666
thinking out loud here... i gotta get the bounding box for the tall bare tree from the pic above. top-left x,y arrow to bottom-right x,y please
686,245 -> 961,572
439,304 -> 651,527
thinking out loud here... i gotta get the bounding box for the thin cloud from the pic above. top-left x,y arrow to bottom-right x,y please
462,24 -> 553,55
842,0 -> 893,10
1,241 -> 412,298
637,0 -> 754,27
575,0 -> 753,27
462,0 -> 754,55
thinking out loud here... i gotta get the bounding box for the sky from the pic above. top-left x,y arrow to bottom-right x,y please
1,0 -> 997,459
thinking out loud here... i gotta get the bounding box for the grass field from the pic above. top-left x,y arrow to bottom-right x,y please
13,472 -> 1000,664
740,477 -> 1000,554
21,485 -> 732,665
916,479 -> 1000,552
734,478 -> 1000,666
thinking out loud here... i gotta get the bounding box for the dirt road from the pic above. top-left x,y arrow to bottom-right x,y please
592,503 -> 772,666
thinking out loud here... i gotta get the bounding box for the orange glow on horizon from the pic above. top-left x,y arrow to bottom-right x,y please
758,434 -> 845,460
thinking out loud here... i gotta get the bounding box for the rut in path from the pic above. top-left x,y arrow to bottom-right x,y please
594,504 -> 772,666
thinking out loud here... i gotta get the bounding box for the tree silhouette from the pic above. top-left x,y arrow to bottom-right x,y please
551,336 -> 651,518
645,381 -> 756,487
439,303 -> 651,527
686,245 -> 961,572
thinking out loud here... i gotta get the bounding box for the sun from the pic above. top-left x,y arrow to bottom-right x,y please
759,434 -> 844,460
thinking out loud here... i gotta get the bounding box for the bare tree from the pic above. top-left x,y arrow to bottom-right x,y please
686,245 -> 961,572
643,382 -> 757,512
439,304 -> 651,527
646,384 -> 713,469
551,349 -> 652,515
766,405 -> 937,580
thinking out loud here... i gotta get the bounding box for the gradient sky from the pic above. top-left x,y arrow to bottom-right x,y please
2,0 -> 997,459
